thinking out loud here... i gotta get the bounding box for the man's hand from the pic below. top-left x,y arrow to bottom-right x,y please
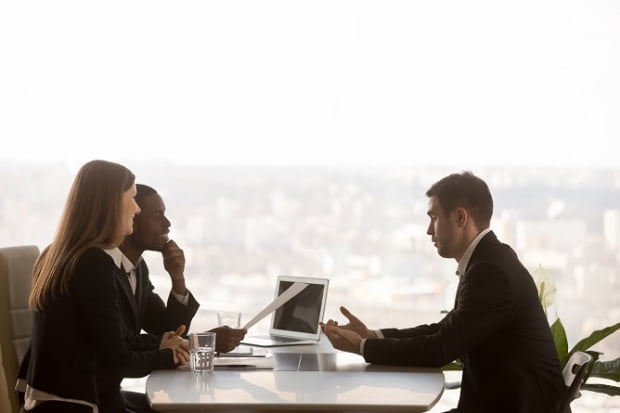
160,324 -> 190,365
209,326 -> 247,353
321,306 -> 376,339
322,324 -> 363,355
162,240 -> 187,295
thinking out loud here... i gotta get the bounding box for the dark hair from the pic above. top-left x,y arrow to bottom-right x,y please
426,171 -> 493,228
135,184 -> 158,207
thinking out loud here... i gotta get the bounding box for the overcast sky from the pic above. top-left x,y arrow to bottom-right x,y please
1,1 -> 618,168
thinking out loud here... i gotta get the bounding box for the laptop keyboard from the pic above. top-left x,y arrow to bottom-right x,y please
270,336 -> 304,343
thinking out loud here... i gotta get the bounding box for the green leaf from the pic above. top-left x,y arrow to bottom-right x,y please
442,361 -> 463,371
570,322 -> 620,355
590,357 -> 620,382
551,318 -> 569,365
581,383 -> 620,396
580,351 -> 603,383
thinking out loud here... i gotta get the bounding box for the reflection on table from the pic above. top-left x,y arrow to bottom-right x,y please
147,338 -> 445,412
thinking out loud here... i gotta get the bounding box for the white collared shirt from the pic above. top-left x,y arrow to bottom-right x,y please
103,247 -> 137,293
120,253 -> 139,294
455,228 -> 491,277
103,247 -> 123,268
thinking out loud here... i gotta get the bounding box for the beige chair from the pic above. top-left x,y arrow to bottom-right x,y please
0,245 -> 39,413
1,343 -> 12,413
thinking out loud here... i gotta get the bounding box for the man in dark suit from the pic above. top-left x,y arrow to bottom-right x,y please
109,184 -> 246,412
322,172 -> 566,413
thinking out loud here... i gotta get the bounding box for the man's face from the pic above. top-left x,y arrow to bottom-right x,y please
426,195 -> 460,259
131,193 -> 171,251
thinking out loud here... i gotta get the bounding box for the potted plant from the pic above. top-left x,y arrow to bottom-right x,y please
442,265 -> 620,397
533,265 -> 620,396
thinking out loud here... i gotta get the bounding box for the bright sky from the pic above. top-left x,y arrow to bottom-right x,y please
1,1 -> 619,167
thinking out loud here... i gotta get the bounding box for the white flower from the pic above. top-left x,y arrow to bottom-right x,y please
531,264 -> 556,310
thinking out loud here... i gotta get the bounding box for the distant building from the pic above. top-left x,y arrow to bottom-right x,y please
515,218 -> 587,251
604,209 -> 620,250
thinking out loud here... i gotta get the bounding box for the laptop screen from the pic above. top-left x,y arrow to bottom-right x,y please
270,276 -> 329,340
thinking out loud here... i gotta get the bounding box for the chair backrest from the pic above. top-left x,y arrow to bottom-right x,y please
558,350 -> 593,413
0,245 -> 39,413
0,343 -> 13,413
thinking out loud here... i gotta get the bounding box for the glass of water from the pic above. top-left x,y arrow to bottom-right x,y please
217,311 -> 241,328
189,332 -> 216,374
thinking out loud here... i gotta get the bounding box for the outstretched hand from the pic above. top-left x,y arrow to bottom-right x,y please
321,306 -> 377,355
321,306 -> 376,339
322,323 -> 363,354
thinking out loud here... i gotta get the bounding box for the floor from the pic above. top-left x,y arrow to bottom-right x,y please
427,372 -> 620,413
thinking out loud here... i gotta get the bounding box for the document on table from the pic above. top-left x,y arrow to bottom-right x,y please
242,282 -> 309,330
214,356 -> 274,370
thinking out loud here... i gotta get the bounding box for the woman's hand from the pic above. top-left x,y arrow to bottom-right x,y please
160,324 -> 190,365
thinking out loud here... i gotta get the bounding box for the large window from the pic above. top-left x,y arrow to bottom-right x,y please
1,2 -> 618,411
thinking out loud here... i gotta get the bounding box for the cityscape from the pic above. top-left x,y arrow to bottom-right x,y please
1,161 -> 619,411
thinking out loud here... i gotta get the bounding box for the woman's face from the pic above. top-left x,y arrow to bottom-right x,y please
121,184 -> 141,237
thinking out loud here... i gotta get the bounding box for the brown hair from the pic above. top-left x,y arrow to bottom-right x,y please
29,160 -> 135,310
426,171 -> 493,229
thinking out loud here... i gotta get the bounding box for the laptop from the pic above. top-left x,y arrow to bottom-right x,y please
241,276 -> 329,347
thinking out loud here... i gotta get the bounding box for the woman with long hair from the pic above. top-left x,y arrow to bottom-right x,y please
17,160 -> 188,413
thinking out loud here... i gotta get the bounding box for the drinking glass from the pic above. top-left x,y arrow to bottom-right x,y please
189,332 -> 216,374
217,311 -> 241,328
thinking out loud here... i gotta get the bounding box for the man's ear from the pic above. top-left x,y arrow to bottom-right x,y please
455,208 -> 468,227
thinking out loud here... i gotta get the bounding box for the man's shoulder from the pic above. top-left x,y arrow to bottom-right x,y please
468,234 -> 530,287
137,258 -> 150,274
135,259 -> 158,293
474,232 -> 516,258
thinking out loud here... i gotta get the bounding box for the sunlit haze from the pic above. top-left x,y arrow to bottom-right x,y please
2,5 -> 620,410
1,1 -> 619,167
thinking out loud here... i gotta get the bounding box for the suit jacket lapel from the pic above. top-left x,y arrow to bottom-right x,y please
115,265 -> 140,330
134,262 -> 148,322
454,231 -> 498,309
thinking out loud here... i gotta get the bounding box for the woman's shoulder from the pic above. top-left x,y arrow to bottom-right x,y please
79,246 -> 113,263
74,247 -> 117,278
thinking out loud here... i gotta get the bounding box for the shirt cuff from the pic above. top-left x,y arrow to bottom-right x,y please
172,290 -> 190,305
360,330 -> 384,355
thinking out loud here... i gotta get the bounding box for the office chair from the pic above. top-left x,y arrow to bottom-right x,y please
558,350 -> 593,413
1,343 -> 12,413
0,245 -> 39,413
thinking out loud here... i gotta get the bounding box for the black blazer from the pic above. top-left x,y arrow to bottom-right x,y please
114,259 -> 200,349
364,232 -> 566,413
17,248 -> 176,413
95,258 -> 201,410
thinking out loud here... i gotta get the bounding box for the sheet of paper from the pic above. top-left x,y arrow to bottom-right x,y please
214,356 -> 274,370
179,356 -> 273,370
242,282 -> 309,330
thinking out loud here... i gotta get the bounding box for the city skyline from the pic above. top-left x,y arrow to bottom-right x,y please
2,163 -> 618,352
2,1 -> 619,410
